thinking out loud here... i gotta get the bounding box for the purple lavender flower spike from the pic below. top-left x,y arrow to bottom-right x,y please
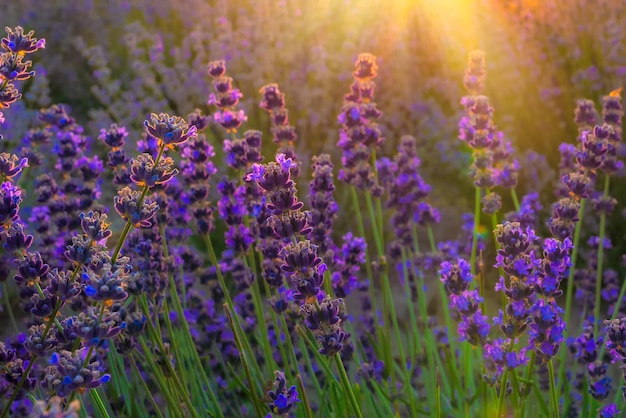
338,53 -> 385,194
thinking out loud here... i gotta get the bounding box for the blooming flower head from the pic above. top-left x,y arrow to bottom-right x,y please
213,109 -> 247,134
605,317 -> 626,363
130,154 -> 179,188
144,113 -> 197,150
114,187 -> 159,228
463,50 -> 486,96
0,53 -> 35,81
99,123 -> 128,149
207,60 -> 226,78
353,53 -> 378,81
46,350 -> 110,396
267,371 -> 300,415
2,26 -> 45,55
0,152 -> 28,179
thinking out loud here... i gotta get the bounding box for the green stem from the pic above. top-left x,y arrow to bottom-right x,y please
244,254 -> 276,373
411,225 -> 452,405
349,186 -> 378,317
111,220 -> 133,263
2,282 -> 18,333
470,187 -> 481,276
593,176 -> 610,336
224,303 -> 265,417
137,337 -> 184,417
496,370 -> 509,418
548,360 -> 560,418
350,186 -> 389,386
436,367 -> 442,418
334,353 -> 363,418
558,198 -> 586,395
296,374 -> 315,418
138,297 -> 198,417
427,225 -> 462,402
518,351 -> 536,417
510,188 -> 520,212
203,234 -> 262,375
90,388 -> 111,418
532,379 -> 551,417
129,355 -> 164,418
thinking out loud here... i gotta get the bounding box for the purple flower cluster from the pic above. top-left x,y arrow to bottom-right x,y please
247,154 -> 348,357
439,258 -> 489,346
0,27 -> 45,118
459,51 -> 519,207
43,350 -> 110,397
308,154 -> 338,258
266,370 -> 300,416
337,53 -> 384,195
599,88 -> 623,175
493,222 -> 539,339
379,135 -> 437,259
99,124 -> 132,186
207,60 -> 247,134
181,110 -> 217,235
330,233 -> 367,298
505,192 -> 543,230
494,221 -> 570,365
259,83 -> 299,176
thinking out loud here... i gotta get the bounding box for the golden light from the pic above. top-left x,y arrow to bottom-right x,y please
378,0 -> 481,50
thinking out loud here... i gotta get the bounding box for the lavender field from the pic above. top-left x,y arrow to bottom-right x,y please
1,1 -> 626,417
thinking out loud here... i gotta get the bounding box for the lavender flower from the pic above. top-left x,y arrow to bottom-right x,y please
2,26 -> 45,55
130,154 -> 179,188
483,339 -> 529,384
605,317 -> 626,363
300,297 -> 347,356
114,187 -> 159,228
207,60 -> 247,134
267,371 -> 300,415
44,350 -> 110,396
144,113 -> 197,149
308,154 -> 338,258
337,53 -> 384,194
259,83 -> 299,175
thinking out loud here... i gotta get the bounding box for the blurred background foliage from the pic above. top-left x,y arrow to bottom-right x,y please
2,0 -> 625,247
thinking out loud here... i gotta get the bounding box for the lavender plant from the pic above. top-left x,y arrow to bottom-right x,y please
2,12 -> 626,418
